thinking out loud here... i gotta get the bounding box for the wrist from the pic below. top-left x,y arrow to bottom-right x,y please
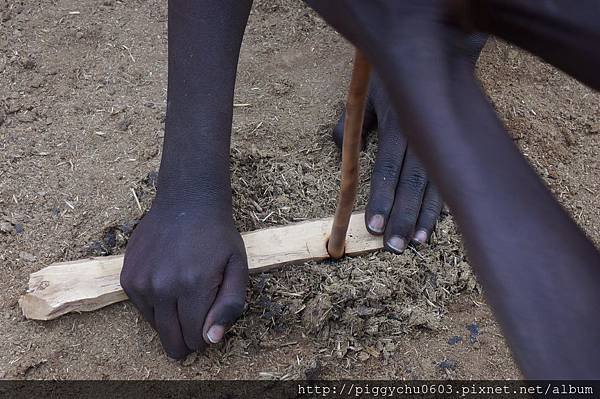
154,146 -> 233,212
149,198 -> 234,225
153,177 -> 233,218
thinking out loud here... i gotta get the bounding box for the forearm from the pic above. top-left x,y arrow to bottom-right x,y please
442,73 -> 600,380
156,0 -> 253,211
466,0 -> 600,90
301,0 -> 600,378
378,54 -> 600,378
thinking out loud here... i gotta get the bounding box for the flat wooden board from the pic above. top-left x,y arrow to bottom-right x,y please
19,212 -> 383,320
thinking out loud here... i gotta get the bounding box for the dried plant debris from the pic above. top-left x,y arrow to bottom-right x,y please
83,220 -> 139,256
233,216 -> 479,358
0,215 -> 24,235
80,165 -> 479,361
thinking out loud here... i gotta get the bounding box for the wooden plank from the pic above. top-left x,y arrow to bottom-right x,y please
20,212 -> 382,320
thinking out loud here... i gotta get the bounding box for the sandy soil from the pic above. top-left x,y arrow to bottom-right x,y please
1,0 -> 598,380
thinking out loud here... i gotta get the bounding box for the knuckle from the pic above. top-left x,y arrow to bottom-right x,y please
181,269 -> 221,293
401,171 -> 427,193
422,199 -> 442,215
367,195 -> 393,216
179,270 -> 200,290
388,205 -> 421,235
373,158 -> 401,181
120,273 -> 147,295
217,299 -> 246,324
149,274 -> 173,298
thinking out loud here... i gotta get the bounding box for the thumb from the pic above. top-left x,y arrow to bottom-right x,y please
203,253 -> 248,344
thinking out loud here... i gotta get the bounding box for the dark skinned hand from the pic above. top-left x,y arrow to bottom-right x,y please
120,0 -> 254,360
332,34 -> 486,253
304,0 -> 600,378
333,75 -> 443,253
121,207 -> 247,359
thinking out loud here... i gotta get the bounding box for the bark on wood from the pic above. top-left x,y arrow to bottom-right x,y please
327,49 -> 371,259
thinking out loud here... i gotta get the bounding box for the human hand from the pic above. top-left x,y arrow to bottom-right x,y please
308,1 -> 600,379
332,31 -> 485,253
333,74 -> 443,253
121,206 -> 247,359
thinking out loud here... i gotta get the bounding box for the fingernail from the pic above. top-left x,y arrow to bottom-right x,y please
413,229 -> 428,245
207,325 -> 225,344
368,214 -> 385,234
387,236 -> 406,253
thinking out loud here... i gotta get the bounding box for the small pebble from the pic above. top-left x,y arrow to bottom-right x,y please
19,251 -> 36,262
0,221 -> 12,233
448,336 -> 462,346
439,359 -> 456,370
467,322 -> 480,343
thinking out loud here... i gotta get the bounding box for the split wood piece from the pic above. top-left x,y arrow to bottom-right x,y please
20,212 -> 382,321
327,49 -> 372,259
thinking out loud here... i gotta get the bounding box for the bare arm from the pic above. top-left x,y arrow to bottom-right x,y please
465,0 -> 600,89
121,0 -> 253,359
304,0 -> 600,378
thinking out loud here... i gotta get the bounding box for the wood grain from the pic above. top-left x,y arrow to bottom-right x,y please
20,212 -> 382,320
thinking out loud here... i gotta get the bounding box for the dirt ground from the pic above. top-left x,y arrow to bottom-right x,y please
1,0 -> 598,380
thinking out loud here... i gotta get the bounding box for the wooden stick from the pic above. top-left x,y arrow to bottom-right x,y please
327,49 -> 371,259
20,212 -> 382,320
